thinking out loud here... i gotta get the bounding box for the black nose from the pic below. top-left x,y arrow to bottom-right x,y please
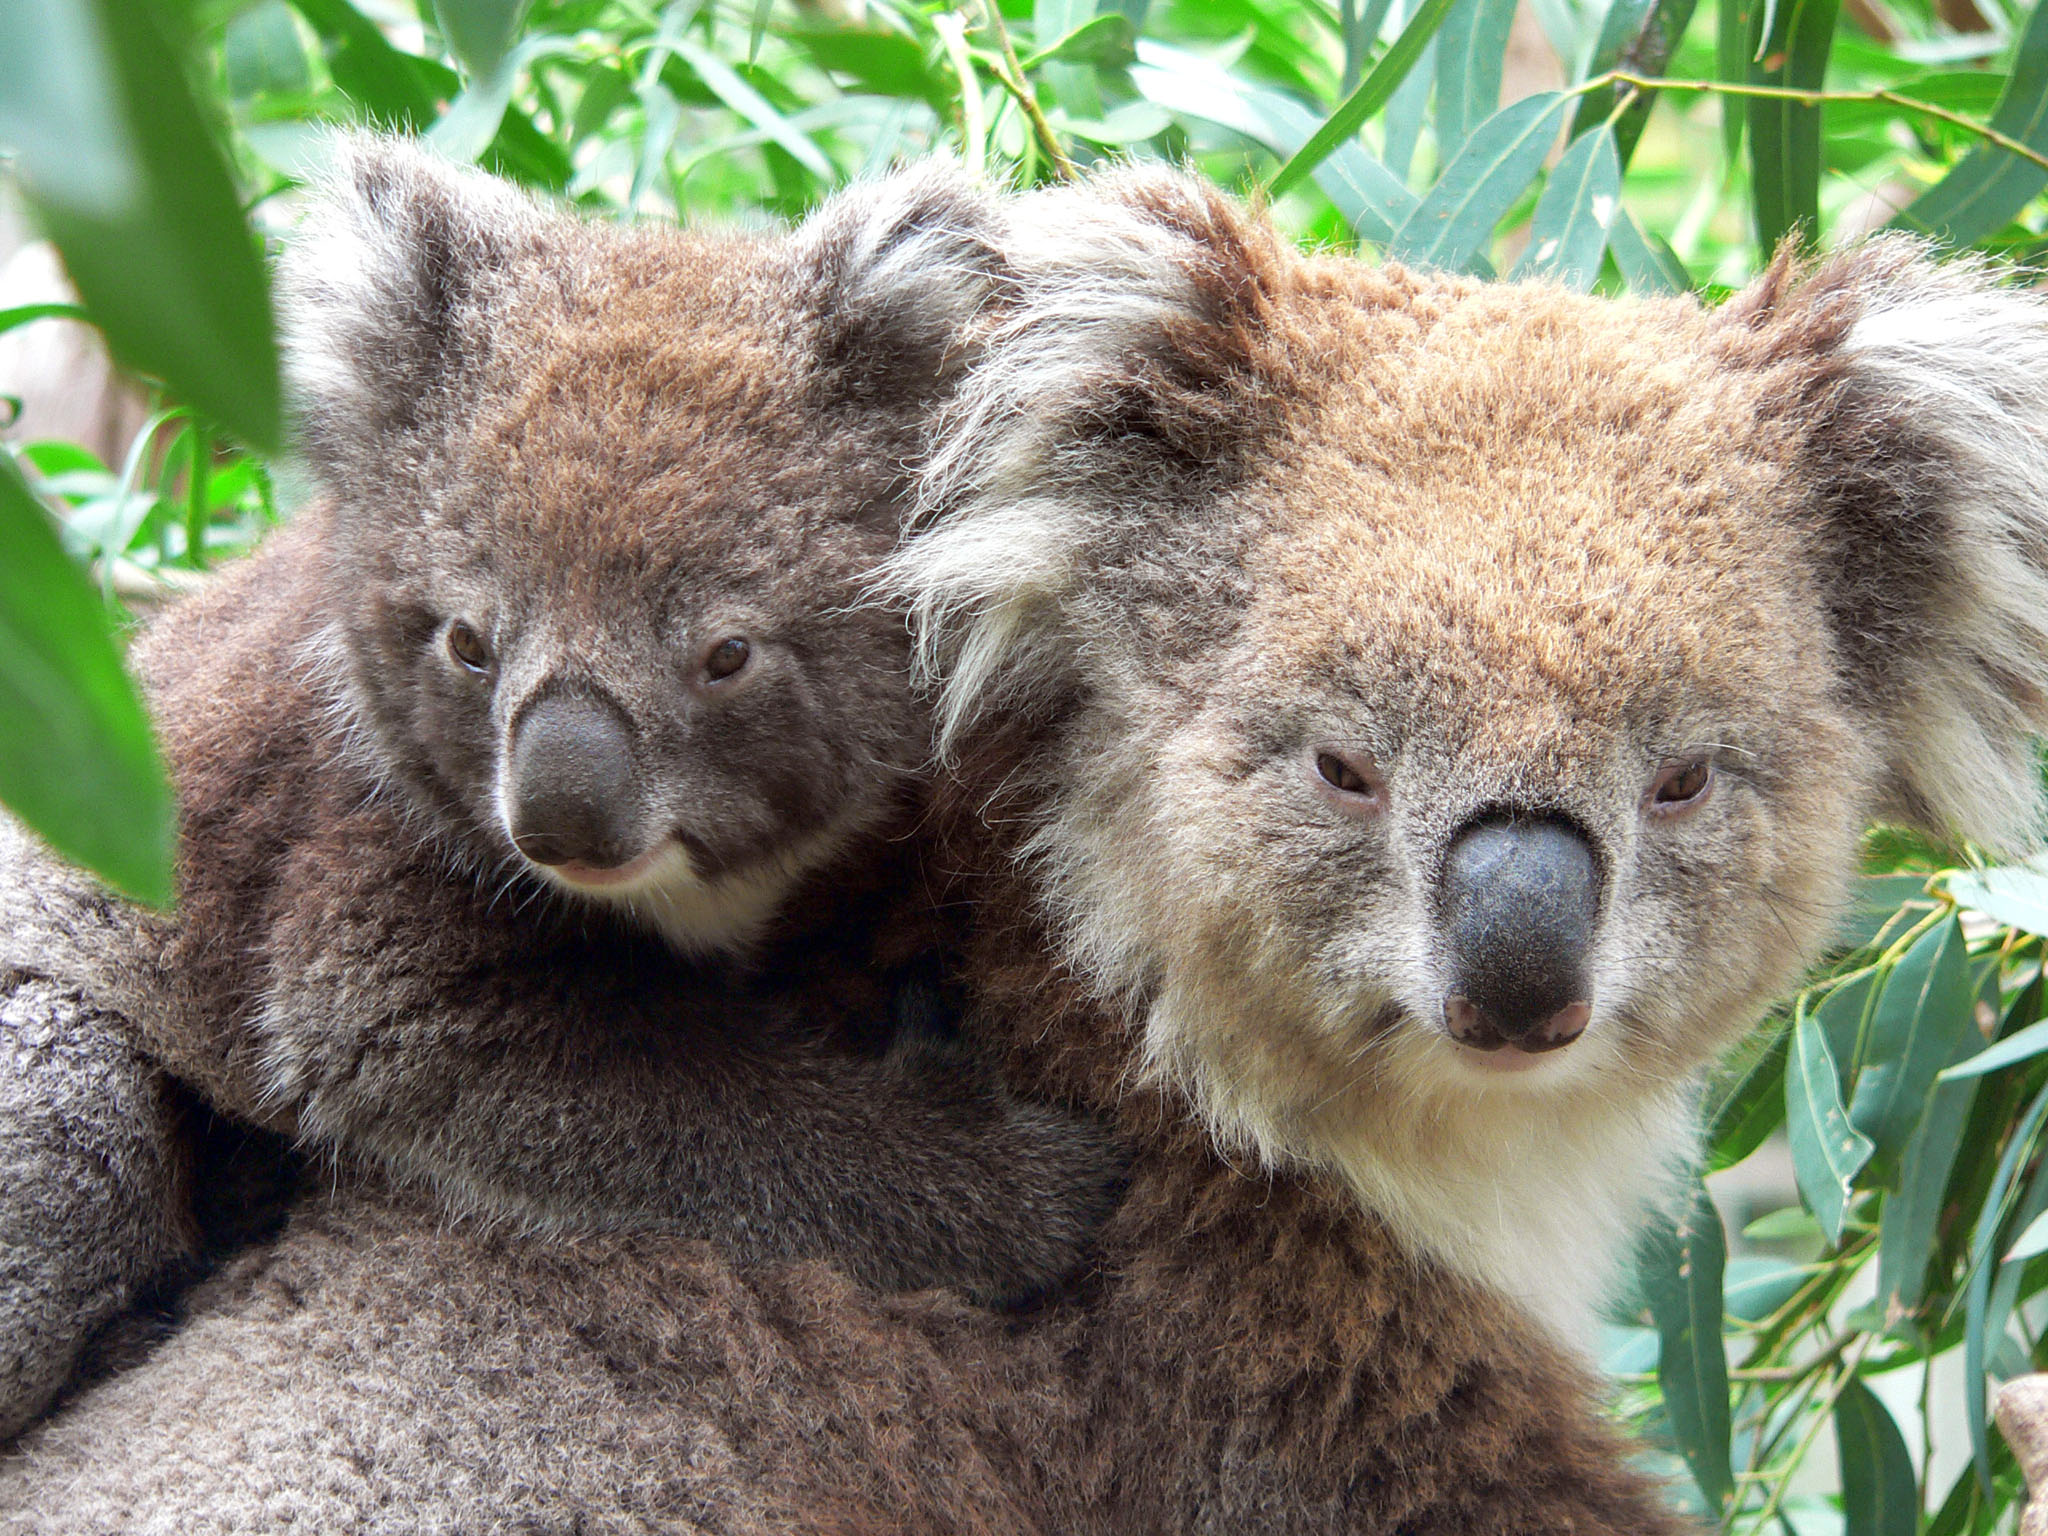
506,693 -> 642,869
1437,815 -> 1600,1053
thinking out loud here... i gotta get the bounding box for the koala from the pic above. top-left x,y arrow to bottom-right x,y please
10,171 -> 2048,1534
0,140 -> 1124,1445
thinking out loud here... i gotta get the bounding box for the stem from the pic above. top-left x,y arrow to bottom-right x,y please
976,0 -> 1079,181
185,420 -> 210,570
1578,68 -> 2048,176
933,12 -> 987,183
1746,1336 -> 1877,1532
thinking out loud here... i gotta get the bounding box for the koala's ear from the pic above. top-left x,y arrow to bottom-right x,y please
1724,241 -> 2048,854
885,167 -> 1285,752
788,161 -> 1009,406
281,134 -> 548,481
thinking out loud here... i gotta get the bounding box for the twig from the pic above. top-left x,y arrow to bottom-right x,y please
1579,68 -> 2048,176
932,12 -> 987,183
975,1 -> 1079,181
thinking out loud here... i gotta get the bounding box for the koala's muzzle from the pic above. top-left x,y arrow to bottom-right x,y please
1437,816 -> 1600,1053
505,692 -> 643,870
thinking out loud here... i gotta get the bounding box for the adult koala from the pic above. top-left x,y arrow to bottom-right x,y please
8,170 -> 2048,1533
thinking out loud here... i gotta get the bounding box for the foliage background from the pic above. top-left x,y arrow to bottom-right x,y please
6,0 -> 2048,1529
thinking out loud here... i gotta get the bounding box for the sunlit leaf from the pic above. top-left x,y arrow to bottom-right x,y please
1607,207 -> 1692,292
671,35 -> 833,181
1433,0 -> 1516,162
1945,860 -> 2048,937
0,456 -> 171,905
1024,13 -> 1139,68
0,0 -> 279,451
435,0 -> 532,81
1748,0 -> 1840,255
1511,125 -> 1621,290
1388,91 -> 1567,272
1891,0 -> 2048,246
1266,0 -> 1461,198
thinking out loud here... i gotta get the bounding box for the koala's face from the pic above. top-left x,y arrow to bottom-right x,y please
287,141 -> 1000,952
1111,288 -> 1869,1112
902,172 -> 2048,1335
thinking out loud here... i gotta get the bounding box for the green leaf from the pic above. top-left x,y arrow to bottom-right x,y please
2006,1206 -> 2048,1262
1891,0 -> 2048,247
1570,0 -> 1698,165
1945,861 -> 2048,937
1963,1077 -> 2048,1494
0,304 -> 91,337
1717,0 -> 1754,162
1835,1375 -> 1919,1536
1878,962 -> 1996,1314
1641,1179 -> 1733,1514
223,0 -> 314,100
1939,1017 -> 2048,1080
1389,91 -> 1567,272
1785,993 -> 1876,1244
428,34 -> 579,164
1131,46 -> 1418,240
1607,207 -> 1692,292
1706,1017 -> 1790,1169
1024,13 -> 1139,68
288,0 -> 440,128
784,26 -> 950,110
1266,0 -> 1461,199
1723,1256 -> 1817,1322
0,0 -> 280,451
1433,0 -> 1516,162
434,0 -> 531,80
1511,126 -> 1621,290
1850,915 -> 1977,1171
0,457 -> 172,905
1747,0 -> 1839,255
670,35 -> 834,181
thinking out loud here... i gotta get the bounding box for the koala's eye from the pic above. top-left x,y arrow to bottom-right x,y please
1313,748 -> 1388,812
703,636 -> 751,684
1648,757 -> 1715,817
446,622 -> 492,675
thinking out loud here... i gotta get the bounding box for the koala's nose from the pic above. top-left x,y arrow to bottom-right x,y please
505,693 -> 641,870
1437,815 -> 1601,1053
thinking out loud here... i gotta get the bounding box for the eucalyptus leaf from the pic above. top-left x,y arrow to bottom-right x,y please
1387,91 -> 1567,273
1850,915 -> 1976,1171
1945,861 -> 2048,938
435,0 -> 532,80
1607,206 -> 1692,293
0,0 -> 279,451
1835,1375 -> 1919,1536
1511,125 -> 1621,290
1433,0 -> 1516,162
1963,1077 -> 2048,1494
0,457 -> 172,906
1785,994 -> 1876,1245
1640,1179 -> 1734,1514
1747,0 -> 1840,255
1266,0 -> 1461,198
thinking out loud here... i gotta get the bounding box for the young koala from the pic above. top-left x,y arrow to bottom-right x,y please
0,139 -> 1122,1442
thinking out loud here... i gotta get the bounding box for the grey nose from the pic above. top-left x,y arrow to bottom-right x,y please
1438,815 -> 1600,1052
506,693 -> 641,869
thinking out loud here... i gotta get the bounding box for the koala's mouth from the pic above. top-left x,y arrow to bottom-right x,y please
540,838 -> 695,894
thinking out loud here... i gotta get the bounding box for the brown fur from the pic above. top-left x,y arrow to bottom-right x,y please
0,145 -> 1124,1446
14,174 -> 2048,1532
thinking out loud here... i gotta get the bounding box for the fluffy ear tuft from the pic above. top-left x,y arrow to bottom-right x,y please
885,167 -> 1285,755
1737,240 -> 2048,854
280,134 -> 549,483
792,161 -> 1008,406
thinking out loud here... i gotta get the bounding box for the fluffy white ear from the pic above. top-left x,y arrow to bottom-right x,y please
1732,241 -> 2048,854
280,134 -> 548,484
788,160 -> 1008,406
884,167 -> 1284,755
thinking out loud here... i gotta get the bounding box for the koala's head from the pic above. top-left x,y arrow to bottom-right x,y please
282,138 -> 1002,954
894,170 -> 2048,1338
